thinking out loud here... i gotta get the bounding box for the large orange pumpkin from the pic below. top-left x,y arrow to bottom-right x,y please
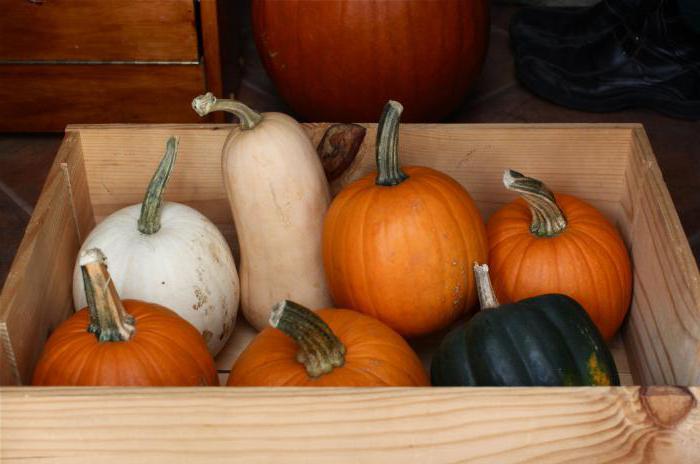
252,0 -> 490,122
322,101 -> 488,337
228,300 -> 429,386
486,170 -> 632,340
32,248 -> 218,386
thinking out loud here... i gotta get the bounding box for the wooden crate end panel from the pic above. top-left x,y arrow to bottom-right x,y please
0,133 -> 88,385
621,128 -> 700,386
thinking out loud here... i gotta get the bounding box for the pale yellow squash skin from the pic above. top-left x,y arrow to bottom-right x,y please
194,94 -> 332,330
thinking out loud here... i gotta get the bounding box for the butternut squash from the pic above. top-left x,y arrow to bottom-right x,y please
192,93 -> 332,330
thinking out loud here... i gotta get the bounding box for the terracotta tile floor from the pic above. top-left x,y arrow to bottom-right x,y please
1,5 -> 699,289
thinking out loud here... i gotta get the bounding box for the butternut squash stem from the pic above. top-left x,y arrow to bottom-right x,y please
191,92 -> 262,130
375,100 -> 409,186
503,169 -> 567,237
80,248 -> 135,342
269,300 -> 346,378
138,136 -> 178,235
473,263 -> 500,310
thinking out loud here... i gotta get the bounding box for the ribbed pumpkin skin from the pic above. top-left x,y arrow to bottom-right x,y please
431,294 -> 620,386
323,166 -> 488,337
228,309 -> 429,387
32,301 -> 218,386
252,0 -> 489,122
487,194 -> 632,340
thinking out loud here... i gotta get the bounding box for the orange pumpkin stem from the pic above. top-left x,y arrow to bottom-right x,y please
503,170 -> 567,237
80,248 -> 136,342
269,300 -> 345,378
192,92 -> 263,130
375,100 -> 409,186
138,136 -> 178,235
473,263 -> 500,310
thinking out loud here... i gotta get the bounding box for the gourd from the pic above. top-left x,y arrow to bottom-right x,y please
227,300 -> 429,386
431,263 -> 620,386
34,249 -> 218,386
487,170 -> 632,340
192,93 -> 332,330
322,100 -> 488,337
252,0 -> 489,122
72,137 -> 239,355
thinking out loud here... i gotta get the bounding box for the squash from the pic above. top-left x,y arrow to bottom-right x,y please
487,170 -> 632,340
192,93 -> 332,331
72,137 -> 239,355
322,100 -> 488,337
431,263 -> 620,386
34,249 -> 218,386
227,300 -> 428,386
252,0 -> 490,122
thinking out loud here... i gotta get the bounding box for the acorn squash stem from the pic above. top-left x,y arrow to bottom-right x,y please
138,136 -> 178,235
80,248 -> 135,342
191,92 -> 263,130
375,100 -> 409,186
473,264 -> 500,310
503,169 -> 567,237
269,300 -> 345,378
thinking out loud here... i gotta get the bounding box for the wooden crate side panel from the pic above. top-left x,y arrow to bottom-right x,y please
620,130 -> 700,386
77,124 -> 633,225
1,386 -> 698,462
0,133 -> 94,385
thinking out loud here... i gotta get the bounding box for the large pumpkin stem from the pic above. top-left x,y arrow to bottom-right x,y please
503,170 -> 567,237
192,92 -> 263,130
138,136 -> 178,235
80,248 -> 135,342
375,100 -> 409,186
269,300 -> 346,378
473,263 -> 500,310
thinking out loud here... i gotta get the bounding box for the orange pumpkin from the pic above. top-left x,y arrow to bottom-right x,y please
228,300 -> 429,386
486,170 -> 632,340
322,101 -> 488,337
32,248 -> 218,386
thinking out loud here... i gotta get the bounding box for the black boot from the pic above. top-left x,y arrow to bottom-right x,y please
510,0 -> 655,49
512,0 -> 700,119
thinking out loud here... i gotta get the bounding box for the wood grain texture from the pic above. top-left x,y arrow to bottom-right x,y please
0,133 -> 93,385
619,129 -> 700,386
0,64 -> 208,132
1,386 -> 698,462
0,0 -> 198,61
200,0 -> 226,124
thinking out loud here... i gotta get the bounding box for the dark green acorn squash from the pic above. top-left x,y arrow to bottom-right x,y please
431,264 -> 620,387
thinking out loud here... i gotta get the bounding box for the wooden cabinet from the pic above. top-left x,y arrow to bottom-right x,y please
0,0 -> 239,131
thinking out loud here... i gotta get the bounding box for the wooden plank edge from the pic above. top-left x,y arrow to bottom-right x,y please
1,386 -> 697,463
66,122 -> 645,131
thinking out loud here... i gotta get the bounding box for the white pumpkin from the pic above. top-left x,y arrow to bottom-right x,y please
192,93 -> 332,330
72,137 -> 239,355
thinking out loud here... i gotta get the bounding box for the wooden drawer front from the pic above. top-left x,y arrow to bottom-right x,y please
0,64 -> 207,131
0,0 -> 198,62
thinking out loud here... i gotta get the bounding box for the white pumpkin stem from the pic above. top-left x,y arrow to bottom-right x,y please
473,263 -> 500,310
80,248 -> 135,342
503,169 -> 567,237
375,100 -> 409,186
269,300 -> 345,378
192,92 -> 263,130
138,136 -> 178,235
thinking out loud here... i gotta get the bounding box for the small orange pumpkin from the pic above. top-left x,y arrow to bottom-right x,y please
32,248 -> 218,386
227,300 -> 429,386
322,100 -> 488,337
486,170 -> 632,340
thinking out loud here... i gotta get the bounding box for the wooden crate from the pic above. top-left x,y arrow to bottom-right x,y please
1,123 -> 699,462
